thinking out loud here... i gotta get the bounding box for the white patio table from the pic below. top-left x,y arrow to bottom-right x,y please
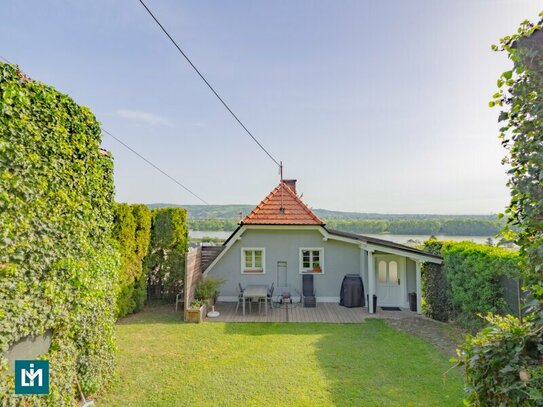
243,284 -> 268,316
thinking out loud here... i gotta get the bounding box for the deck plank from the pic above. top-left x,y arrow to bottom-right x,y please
206,302 -> 416,324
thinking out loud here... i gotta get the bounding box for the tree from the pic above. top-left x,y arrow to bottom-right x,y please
112,203 -> 152,318
146,208 -> 188,301
455,14 -> 543,405
492,16 -> 543,309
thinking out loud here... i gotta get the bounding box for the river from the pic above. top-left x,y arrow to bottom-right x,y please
189,231 -> 495,245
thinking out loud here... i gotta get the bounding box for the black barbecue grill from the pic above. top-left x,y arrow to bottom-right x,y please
339,274 -> 365,308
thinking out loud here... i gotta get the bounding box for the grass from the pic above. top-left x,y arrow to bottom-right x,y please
98,306 -> 464,406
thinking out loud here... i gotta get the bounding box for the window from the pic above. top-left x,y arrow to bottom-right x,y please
241,248 -> 265,274
377,260 -> 399,285
299,248 -> 324,274
388,261 -> 398,283
378,261 -> 387,283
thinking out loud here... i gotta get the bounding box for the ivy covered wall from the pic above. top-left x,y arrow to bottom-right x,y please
0,62 -> 119,405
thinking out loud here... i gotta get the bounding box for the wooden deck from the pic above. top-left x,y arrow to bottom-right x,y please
205,301 -> 418,323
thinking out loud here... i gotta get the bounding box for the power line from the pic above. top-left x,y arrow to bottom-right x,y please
0,55 -> 14,64
137,0 -> 281,168
0,55 -> 209,204
103,129 -> 209,204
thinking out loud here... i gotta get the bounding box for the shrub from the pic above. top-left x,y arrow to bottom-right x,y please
0,62 -> 119,404
189,299 -> 204,309
456,314 -> 543,405
113,203 -> 152,318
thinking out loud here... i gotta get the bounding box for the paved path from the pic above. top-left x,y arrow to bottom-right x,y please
384,316 -> 464,357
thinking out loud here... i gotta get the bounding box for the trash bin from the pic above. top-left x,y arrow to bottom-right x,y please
408,292 -> 417,312
366,294 -> 378,313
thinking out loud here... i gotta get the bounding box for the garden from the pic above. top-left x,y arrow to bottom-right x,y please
97,306 -> 463,406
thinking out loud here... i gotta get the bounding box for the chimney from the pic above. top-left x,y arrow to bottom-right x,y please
283,179 -> 297,194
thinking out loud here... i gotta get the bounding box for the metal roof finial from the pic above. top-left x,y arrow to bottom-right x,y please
279,161 -> 284,213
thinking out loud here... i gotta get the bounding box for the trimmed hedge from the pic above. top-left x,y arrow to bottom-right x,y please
422,240 -> 520,330
113,203 -> 152,318
421,240 -> 452,322
146,208 -> 188,302
0,63 -> 119,404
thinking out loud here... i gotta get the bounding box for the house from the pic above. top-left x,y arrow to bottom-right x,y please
202,180 -> 442,313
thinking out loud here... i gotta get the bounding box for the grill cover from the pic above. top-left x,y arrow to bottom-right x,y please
339,274 -> 365,308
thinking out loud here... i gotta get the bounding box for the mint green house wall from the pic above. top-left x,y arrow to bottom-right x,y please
205,227 -> 424,308
207,228 -> 363,301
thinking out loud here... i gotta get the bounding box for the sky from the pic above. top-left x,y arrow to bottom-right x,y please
1,1 -> 541,214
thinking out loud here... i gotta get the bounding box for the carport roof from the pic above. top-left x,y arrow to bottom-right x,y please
325,228 -> 442,260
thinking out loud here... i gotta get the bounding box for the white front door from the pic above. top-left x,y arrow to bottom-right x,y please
375,256 -> 405,307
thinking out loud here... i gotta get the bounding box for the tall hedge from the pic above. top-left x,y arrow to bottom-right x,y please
421,240 -> 452,322
146,208 -> 188,301
0,63 -> 119,404
113,203 -> 152,318
422,240 -> 520,330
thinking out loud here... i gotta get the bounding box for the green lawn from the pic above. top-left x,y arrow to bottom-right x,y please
98,306 -> 463,406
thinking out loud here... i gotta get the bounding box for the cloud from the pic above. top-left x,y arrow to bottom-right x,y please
117,109 -> 173,127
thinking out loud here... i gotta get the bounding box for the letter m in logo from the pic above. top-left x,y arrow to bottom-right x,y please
15,360 -> 49,395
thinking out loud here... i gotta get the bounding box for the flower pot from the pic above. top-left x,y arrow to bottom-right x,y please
186,305 -> 206,323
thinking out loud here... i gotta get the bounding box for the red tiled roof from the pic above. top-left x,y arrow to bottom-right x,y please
241,181 -> 324,225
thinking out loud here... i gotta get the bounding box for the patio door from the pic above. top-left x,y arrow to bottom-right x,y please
375,256 -> 406,307
277,261 -> 287,287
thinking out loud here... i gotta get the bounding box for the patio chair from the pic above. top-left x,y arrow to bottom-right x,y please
175,289 -> 184,312
267,282 -> 275,309
235,283 -> 252,313
258,282 -> 275,310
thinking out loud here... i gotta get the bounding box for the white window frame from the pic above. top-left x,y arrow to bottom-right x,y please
299,247 -> 324,274
241,248 -> 266,274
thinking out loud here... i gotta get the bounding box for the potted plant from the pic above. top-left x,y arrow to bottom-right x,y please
186,299 -> 206,323
195,277 -> 224,307
312,261 -> 321,273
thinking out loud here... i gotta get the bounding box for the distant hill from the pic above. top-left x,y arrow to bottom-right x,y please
147,204 -> 254,219
147,203 -> 498,221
